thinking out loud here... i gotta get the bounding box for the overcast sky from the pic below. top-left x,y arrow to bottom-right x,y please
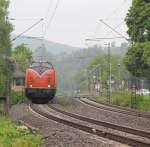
9,0 -> 132,47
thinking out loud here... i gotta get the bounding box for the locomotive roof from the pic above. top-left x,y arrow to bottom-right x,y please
29,61 -> 53,68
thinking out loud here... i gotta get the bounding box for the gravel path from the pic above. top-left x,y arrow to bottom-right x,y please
55,98 -> 150,132
9,103 -> 128,147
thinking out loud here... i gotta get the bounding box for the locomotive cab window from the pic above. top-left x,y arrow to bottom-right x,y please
29,61 -> 53,74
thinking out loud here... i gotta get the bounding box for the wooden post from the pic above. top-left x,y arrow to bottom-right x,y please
0,96 -> 10,115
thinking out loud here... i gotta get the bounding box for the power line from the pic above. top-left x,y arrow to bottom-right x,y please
92,0 -> 129,41
99,19 -> 128,41
8,17 -> 43,21
42,0 -> 54,37
11,18 -> 44,42
44,0 -> 54,20
86,36 -> 125,41
44,0 -> 60,38
105,0 -> 128,21
105,20 -> 125,36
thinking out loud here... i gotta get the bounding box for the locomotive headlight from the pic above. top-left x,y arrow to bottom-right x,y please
48,85 -> 51,88
30,84 -> 32,88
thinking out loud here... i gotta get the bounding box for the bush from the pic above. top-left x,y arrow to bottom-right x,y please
97,91 -> 150,112
112,91 -> 131,107
0,117 -> 41,147
136,95 -> 150,111
10,91 -> 26,105
58,96 -> 73,107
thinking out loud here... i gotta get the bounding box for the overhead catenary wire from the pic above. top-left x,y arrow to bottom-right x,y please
105,0 -> 128,21
11,18 -> 44,42
39,0 -> 60,53
105,20 -> 125,34
44,0 -> 54,20
92,0 -> 129,43
86,36 -> 125,41
10,0 -> 59,42
44,0 -> 60,38
99,19 -> 128,41
8,17 -> 44,21
86,22 -> 128,43
42,0 -> 54,37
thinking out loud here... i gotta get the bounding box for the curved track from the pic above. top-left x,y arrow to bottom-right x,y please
30,104 -> 150,147
76,95 -> 150,119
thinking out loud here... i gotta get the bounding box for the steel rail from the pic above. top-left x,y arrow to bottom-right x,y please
30,104 -> 150,147
48,104 -> 150,139
76,95 -> 150,119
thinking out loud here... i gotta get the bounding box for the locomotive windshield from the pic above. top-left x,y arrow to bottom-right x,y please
29,61 -> 53,74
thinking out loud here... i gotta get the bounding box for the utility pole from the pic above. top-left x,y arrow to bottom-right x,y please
87,64 -> 101,94
118,63 -> 121,89
105,43 -> 111,103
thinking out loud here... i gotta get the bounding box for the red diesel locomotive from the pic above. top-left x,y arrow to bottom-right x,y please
25,61 -> 56,104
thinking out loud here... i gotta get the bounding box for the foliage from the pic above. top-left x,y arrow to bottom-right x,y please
73,70 -> 87,91
87,56 -> 130,84
0,117 -> 41,147
55,46 -> 105,91
136,95 -> 150,111
10,90 -> 26,105
125,0 -> 150,42
0,59 -> 13,96
97,91 -> 150,112
142,42 -> 150,79
124,42 -> 150,80
12,44 -> 32,72
0,0 -> 13,55
112,92 -> 150,112
54,43 -> 128,92
58,96 -> 73,107
0,0 -> 13,96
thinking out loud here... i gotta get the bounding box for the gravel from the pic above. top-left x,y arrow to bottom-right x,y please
9,103 -> 128,147
55,98 -> 150,132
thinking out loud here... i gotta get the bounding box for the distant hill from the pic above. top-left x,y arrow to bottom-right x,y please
11,35 -> 81,55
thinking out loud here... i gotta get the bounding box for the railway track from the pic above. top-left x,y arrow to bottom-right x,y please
30,104 -> 150,147
76,95 -> 150,119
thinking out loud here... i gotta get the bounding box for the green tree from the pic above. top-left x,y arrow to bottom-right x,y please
87,56 -> 129,83
12,44 -> 32,71
124,0 -> 150,84
142,42 -> 150,79
0,0 -> 12,55
125,0 -> 150,43
124,43 -> 144,77
0,0 -> 13,96
124,42 -> 150,87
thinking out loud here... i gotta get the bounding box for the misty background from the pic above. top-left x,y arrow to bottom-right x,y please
9,0 -> 132,92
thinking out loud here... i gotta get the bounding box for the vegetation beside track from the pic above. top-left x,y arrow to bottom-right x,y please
10,90 -> 26,105
0,117 -> 41,147
96,91 -> 150,112
57,95 -> 74,107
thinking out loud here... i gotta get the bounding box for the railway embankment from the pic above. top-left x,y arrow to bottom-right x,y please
8,95 -> 150,147
9,102 -> 129,147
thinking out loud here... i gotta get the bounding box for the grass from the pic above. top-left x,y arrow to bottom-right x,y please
0,117 -> 41,147
135,95 -> 150,111
96,91 -> 150,112
58,95 -> 73,107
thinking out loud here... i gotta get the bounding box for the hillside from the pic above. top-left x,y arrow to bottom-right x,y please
11,35 -> 81,55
